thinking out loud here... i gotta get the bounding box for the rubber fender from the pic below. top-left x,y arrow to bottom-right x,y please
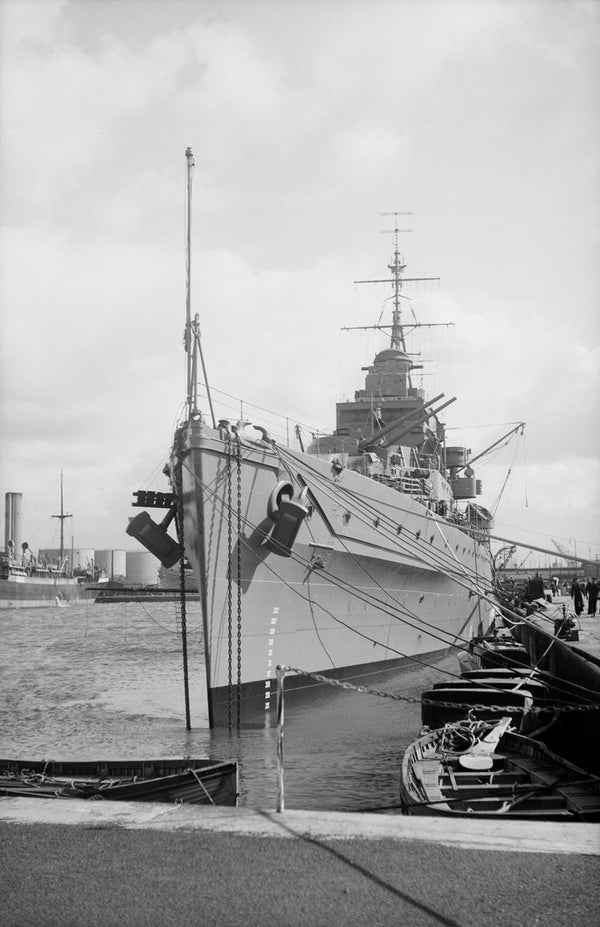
267,480 -> 295,520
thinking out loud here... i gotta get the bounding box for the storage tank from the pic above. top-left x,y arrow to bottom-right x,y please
95,549 -> 127,580
38,548 -> 92,572
126,551 -> 159,586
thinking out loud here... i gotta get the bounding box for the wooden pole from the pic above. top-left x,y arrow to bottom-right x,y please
276,665 -> 286,813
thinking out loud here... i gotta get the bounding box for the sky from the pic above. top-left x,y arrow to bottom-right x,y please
0,0 -> 599,570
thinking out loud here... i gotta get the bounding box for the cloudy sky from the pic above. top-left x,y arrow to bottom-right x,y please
1,0 -> 598,569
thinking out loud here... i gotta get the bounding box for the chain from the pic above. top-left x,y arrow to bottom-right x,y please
236,436 -> 243,729
278,665 -> 600,713
226,435 -> 233,731
173,450 -> 191,731
279,665 -> 421,703
422,697 -> 600,714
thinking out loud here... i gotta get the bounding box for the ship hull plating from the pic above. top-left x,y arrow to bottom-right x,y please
176,422 -> 496,725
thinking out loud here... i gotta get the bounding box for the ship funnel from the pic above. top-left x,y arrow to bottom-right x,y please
5,493 -> 23,558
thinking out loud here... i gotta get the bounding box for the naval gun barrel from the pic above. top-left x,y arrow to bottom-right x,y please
358,393 -> 444,451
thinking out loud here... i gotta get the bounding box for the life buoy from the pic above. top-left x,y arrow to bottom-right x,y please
267,481 -> 295,520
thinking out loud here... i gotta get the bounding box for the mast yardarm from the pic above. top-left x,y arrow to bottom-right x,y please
348,212 -> 446,354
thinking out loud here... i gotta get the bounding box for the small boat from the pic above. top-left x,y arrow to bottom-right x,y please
458,632 -> 531,673
400,717 -> 600,820
421,676 -> 550,729
0,757 -> 238,806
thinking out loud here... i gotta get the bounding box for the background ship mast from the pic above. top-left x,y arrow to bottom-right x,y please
51,469 -> 72,568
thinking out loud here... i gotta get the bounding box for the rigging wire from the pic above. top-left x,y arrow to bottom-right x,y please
276,443 -> 499,600
182,456 -> 495,660
244,498 -> 595,702
179,456 -> 600,704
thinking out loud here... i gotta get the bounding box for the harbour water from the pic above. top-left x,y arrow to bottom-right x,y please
0,599 -> 458,811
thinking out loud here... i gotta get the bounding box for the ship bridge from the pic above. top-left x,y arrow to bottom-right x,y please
334,347 -> 428,447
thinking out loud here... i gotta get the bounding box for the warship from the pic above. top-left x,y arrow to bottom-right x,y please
129,150 -> 501,726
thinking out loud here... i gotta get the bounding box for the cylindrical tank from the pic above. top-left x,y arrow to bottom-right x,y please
5,492 -> 23,556
94,549 -> 127,580
126,551 -> 159,586
159,564 -> 181,589
445,447 -> 469,469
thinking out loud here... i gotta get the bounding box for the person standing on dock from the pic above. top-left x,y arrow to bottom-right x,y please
585,578 -> 598,616
571,578 -> 585,616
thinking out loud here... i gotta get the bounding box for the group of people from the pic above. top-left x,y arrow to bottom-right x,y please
570,577 -> 599,616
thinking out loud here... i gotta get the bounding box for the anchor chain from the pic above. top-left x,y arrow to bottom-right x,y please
236,435 -> 243,728
173,451 -> 191,730
226,435 -> 233,730
277,666 -> 600,713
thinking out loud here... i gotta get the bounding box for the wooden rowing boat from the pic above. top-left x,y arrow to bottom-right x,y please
420,682 -> 542,729
0,757 -> 238,805
458,632 -> 531,673
400,717 -> 600,820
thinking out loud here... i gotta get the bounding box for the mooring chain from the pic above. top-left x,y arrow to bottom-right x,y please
226,435 -> 233,730
173,451 -> 191,730
236,435 -> 243,729
422,697 -> 600,714
278,666 -> 600,713
278,665 -> 420,703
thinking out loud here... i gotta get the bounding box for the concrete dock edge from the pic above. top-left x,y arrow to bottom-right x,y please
1,797 -> 598,855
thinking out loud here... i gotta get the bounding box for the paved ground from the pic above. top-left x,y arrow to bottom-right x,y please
1,800 -> 599,927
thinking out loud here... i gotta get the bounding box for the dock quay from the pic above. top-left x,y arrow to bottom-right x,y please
1,799 -> 599,927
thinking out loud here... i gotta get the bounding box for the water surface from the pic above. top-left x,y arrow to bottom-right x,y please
0,599 -> 457,810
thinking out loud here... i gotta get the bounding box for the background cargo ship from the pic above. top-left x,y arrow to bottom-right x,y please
1,490 -> 87,608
